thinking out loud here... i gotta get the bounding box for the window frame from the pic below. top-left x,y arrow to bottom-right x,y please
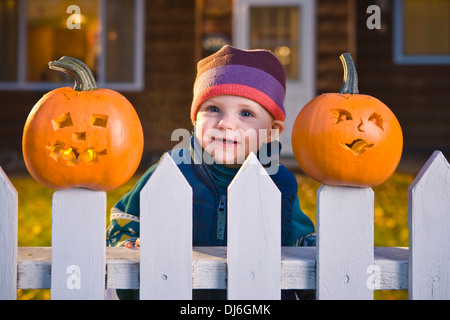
0,0 -> 145,91
393,0 -> 450,65
233,0 -> 316,89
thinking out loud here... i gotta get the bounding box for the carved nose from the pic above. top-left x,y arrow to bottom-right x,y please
357,119 -> 365,132
73,132 -> 86,141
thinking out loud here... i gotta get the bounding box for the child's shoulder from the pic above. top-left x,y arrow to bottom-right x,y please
269,163 -> 298,190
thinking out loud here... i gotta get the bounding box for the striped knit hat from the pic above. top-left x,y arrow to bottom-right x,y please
191,45 -> 286,125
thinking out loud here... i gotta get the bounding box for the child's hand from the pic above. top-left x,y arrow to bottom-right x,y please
124,238 -> 140,248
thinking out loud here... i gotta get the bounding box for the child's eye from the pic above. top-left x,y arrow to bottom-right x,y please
207,105 -> 219,113
240,110 -> 253,117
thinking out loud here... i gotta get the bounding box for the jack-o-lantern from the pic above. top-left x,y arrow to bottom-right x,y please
292,53 -> 403,187
22,56 -> 144,191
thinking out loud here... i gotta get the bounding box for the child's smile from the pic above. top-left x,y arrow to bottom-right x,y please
210,135 -> 239,148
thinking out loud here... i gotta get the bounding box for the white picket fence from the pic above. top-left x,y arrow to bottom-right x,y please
0,150 -> 449,300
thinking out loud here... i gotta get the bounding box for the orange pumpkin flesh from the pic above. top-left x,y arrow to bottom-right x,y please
292,53 -> 403,187
23,57 -> 144,191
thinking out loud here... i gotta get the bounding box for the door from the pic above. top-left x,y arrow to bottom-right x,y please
233,0 -> 316,156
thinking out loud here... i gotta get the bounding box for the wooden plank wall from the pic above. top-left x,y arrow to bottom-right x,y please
356,0 -> 450,152
316,0 -> 356,94
134,0 -> 196,156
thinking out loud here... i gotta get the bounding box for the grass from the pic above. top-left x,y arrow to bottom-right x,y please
9,170 -> 413,300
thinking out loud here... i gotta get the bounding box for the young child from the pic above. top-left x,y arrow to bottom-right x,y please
106,45 -> 315,298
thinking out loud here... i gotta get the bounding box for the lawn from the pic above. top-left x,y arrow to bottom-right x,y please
9,170 -> 412,300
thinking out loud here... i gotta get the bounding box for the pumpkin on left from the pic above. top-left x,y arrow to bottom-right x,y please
22,56 -> 144,191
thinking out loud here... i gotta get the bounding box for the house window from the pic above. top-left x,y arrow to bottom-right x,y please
249,6 -> 300,80
0,0 -> 144,90
394,0 -> 450,64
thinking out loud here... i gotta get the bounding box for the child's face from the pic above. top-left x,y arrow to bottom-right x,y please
195,95 -> 284,167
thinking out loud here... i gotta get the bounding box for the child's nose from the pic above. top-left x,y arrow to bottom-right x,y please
218,115 -> 236,130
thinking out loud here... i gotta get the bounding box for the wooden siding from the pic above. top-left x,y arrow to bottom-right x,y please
135,0 -> 196,156
316,0 -> 356,94
356,0 -> 450,152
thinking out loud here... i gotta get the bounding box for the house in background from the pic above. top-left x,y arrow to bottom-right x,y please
0,0 -> 449,173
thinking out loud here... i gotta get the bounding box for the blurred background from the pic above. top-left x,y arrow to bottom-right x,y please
1,0 -> 449,300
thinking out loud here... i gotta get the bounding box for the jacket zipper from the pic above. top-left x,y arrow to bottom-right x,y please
217,194 -> 227,242
199,159 -> 227,245
193,133 -> 229,245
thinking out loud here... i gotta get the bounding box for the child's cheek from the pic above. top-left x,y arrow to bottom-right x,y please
194,123 -> 208,149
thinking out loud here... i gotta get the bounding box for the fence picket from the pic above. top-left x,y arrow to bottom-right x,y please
0,167 -> 18,300
139,153 -> 193,300
51,188 -> 106,300
408,150 -> 450,299
316,185 -> 374,300
227,153 -> 281,299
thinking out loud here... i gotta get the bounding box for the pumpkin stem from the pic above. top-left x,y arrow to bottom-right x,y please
48,56 -> 98,91
339,53 -> 359,94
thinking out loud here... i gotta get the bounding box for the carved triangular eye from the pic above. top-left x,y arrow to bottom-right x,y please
52,113 -> 73,130
90,114 -> 108,128
369,112 -> 384,130
331,109 -> 353,124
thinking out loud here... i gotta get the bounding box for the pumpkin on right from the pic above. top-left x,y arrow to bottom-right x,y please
292,53 -> 403,187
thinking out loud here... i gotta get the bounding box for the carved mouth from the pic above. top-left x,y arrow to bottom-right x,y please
340,139 -> 374,155
46,141 -> 106,166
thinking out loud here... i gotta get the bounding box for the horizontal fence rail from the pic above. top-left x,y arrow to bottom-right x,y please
16,246 -> 409,291
1,150 -> 449,300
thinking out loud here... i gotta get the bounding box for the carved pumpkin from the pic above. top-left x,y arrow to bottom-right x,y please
22,56 -> 144,191
292,53 -> 403,187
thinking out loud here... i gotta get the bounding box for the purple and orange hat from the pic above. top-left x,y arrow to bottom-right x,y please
191,45 -> 286,125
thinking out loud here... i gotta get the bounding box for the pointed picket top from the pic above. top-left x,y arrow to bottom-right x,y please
139,152 -> 192,300
231,151 -> 273,181
0,166 -> 18,299
140,152 -> 192,199
409,150 -> 450,299
0,166 -> 17,199
227,152 -> 281,300
409,150 -> 450,191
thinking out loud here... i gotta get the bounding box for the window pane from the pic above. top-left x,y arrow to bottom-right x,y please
403,0 -> 450,55
0,0 -> 19,81
105,0 -> 135,83
250,6 -> 300,80
26,0 -> 99,83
